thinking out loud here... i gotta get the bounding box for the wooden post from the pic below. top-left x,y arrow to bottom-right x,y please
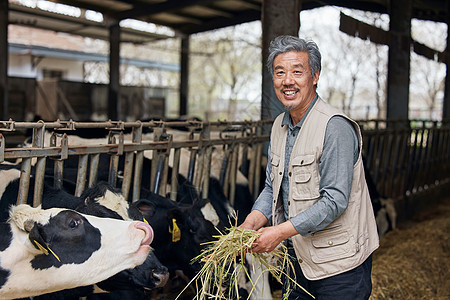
180,35 -> 189,117
108,20 -> 120,120
0,0 -> 8,120
386,0 -> 412,122
261,0 -> 301,121
443,0 -> 450,121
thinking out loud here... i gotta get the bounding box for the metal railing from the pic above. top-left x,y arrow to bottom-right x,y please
0,118 -> 448,212
358,119 -> 450,200
0,119 -> 271,207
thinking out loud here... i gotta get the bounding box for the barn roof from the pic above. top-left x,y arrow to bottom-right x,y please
9,0 -> 447,43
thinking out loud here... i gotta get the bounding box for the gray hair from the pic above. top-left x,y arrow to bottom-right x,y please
266,35 -> 321,79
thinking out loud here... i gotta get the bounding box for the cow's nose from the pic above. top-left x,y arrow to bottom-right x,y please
134,221 -> 154,245
153,267 -> 169,288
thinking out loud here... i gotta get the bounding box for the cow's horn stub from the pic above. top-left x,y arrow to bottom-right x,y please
24,219 -> 35,232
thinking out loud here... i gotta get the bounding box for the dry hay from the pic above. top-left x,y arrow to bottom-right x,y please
370,197 -> 450,300
178,226 -> 314,300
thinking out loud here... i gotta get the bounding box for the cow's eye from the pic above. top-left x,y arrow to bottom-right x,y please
69,219 -> 80,229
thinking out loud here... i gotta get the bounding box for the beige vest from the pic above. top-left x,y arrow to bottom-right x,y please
270,98 -> 379,280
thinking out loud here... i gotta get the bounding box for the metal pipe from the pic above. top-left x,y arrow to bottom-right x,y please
152,156 -> 165,195
88,153 -> 100,188
75,154 -> 88,197
32,125 -> 46,206
170,148 -> 181,201
121,151 -> 134,201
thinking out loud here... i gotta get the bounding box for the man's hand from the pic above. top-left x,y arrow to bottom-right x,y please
251,221 -> 298,253
240,210 -> 269,231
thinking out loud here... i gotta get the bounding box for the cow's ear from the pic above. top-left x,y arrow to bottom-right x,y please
168,208 -> 184,224
193,198 -> 209,210
134,199 -> 157,218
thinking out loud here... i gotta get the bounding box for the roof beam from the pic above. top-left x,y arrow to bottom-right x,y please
176,9 -> 261,34
48,0 -> 121,16
117,0 -> 214,20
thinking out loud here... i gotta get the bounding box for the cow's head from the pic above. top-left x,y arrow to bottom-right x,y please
134,194 -> 217,278
76,182 -> 141,221
1,204 -> 153,299
75,182 -> 169,290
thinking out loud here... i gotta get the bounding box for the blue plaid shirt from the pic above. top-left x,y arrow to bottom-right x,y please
252,95 -> 359,236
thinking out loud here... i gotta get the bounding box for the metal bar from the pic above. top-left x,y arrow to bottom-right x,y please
202,146 -> 212,201
380,131 -> 393,196
219,148 -> 230,187
88,153 -> 100,188
75,154 -> 88,197
170,148 -> 181,201
121,151 -> 134,201
32,125 -> 46,207
132,151 -> 143,202
152,155 -> 165,195
247,144 -> 255,195
187,149 -> 197,183
108,154 -> 119,188
405,128 -> 420,193
17,158 -> 31,205
131,123 -> 143,202
229,142 -> 238,206
53,160 -> 64,189
160,154 -> 169,197
373,133 -> 385,189
194,147 -> 204,194
0,133 -> 4,162
151,128 -> 164,192
253,140 -> 263,201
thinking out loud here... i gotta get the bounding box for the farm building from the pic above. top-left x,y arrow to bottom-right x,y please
0,0 -> 449,299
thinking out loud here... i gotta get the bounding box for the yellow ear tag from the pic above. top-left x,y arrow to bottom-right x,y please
143,218 -> 149,225
47,247 -> 61,262
33,240 -> 61,262
168,218 -> 181,242
33,240 -> 49,255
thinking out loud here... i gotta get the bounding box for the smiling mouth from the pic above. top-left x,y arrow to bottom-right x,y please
283,90 -> 298,96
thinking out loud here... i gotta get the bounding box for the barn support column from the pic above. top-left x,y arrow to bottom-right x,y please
108,20 -> 121,120
0,0 -> 8,120
386,0 -> 411,123
261,0 -> 301,155
443,0 -> 450,121
261,0 -> 301,121
179,35 -> 189,117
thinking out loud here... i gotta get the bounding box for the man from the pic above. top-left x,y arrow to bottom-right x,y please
240,35 -> 379,299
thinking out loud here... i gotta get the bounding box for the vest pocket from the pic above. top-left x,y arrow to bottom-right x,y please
270,152 -> 281,182
291,154 -> 320,200
309,225 -> 357,263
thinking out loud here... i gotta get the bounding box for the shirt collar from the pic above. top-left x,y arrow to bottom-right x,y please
281,94 -> 318,128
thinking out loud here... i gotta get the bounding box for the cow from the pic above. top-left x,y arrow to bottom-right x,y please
0,168 -> 169,298
37,182 -> 170,299
134,193 -> 219,278
0,204 -> 153,299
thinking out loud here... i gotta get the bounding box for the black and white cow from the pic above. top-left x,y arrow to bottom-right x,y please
0,167 -> 169,297
42,182 -> 171,295
0,204 -> 153,299
134,193 -> 219,279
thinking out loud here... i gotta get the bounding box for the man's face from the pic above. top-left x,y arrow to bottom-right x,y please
272,51 -> 319,112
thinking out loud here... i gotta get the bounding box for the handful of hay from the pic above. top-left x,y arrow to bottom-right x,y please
177,226 -> 314,300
